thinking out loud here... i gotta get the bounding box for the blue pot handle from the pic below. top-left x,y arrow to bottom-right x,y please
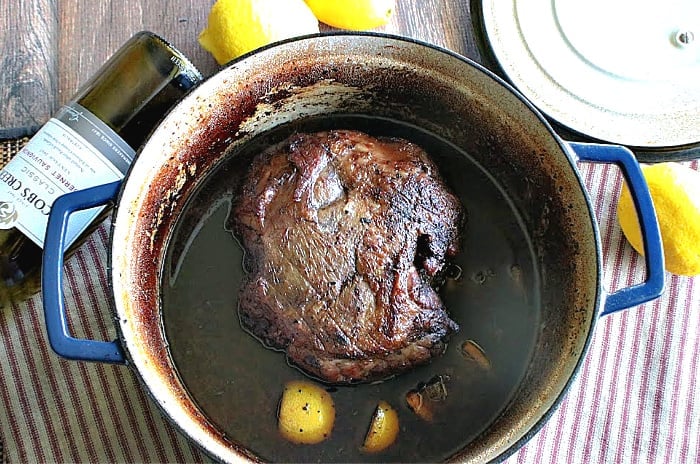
42,181 -> 126,364
568,142 -> 665,316
40,143 -> 662,362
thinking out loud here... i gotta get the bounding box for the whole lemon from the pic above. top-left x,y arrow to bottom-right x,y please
198,0 -> 319,65
617,163 -> 700,276
305,0 -> 395,30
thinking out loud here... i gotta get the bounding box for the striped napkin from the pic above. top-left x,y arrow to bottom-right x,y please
506,160 -> 700,464
0,158 -> 698,463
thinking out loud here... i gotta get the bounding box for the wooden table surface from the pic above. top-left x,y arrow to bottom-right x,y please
0,0 -> 482,132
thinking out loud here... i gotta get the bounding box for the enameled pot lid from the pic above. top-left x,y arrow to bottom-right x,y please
477,0 -> 700,159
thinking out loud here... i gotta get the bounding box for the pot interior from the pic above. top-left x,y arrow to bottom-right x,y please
110,33 -> 599,463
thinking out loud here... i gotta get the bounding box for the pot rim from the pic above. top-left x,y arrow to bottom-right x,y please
107,31 -> 603,464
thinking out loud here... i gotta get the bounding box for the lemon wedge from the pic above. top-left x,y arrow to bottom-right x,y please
362,401 -> 400,453
278,380 -> 335,444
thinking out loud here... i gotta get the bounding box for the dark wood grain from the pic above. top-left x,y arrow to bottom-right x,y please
56,0 -> 216,104
1,0 -> 480,131
388,0 -> 480,59
0,0 -> 57,129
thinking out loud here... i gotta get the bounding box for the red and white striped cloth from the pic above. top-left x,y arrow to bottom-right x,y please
0,161 -> 698,463
507,160 -> 700,464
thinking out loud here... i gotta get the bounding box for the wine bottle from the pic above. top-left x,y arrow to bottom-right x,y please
0,31 -> 202,307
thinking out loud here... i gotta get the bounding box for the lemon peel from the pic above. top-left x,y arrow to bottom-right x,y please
199,0 -> 319,65
305,0 -> 395,30
618,163 -> 700,276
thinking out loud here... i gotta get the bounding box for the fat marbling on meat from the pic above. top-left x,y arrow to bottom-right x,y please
230,130 -> 465,384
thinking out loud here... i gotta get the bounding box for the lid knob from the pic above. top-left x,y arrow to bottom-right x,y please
674,30 -> 695,48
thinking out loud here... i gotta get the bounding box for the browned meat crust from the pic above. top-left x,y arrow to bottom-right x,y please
230,130 -> 464,384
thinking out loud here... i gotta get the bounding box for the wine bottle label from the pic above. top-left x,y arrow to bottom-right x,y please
0,102 -> 135,248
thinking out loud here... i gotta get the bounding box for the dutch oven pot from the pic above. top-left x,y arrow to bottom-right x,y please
41,33 -> 664,463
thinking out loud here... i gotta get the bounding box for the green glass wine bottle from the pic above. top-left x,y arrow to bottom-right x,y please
0,31 -> 202,307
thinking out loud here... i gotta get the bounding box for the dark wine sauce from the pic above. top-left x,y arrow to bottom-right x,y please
161,115 -> 540,463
